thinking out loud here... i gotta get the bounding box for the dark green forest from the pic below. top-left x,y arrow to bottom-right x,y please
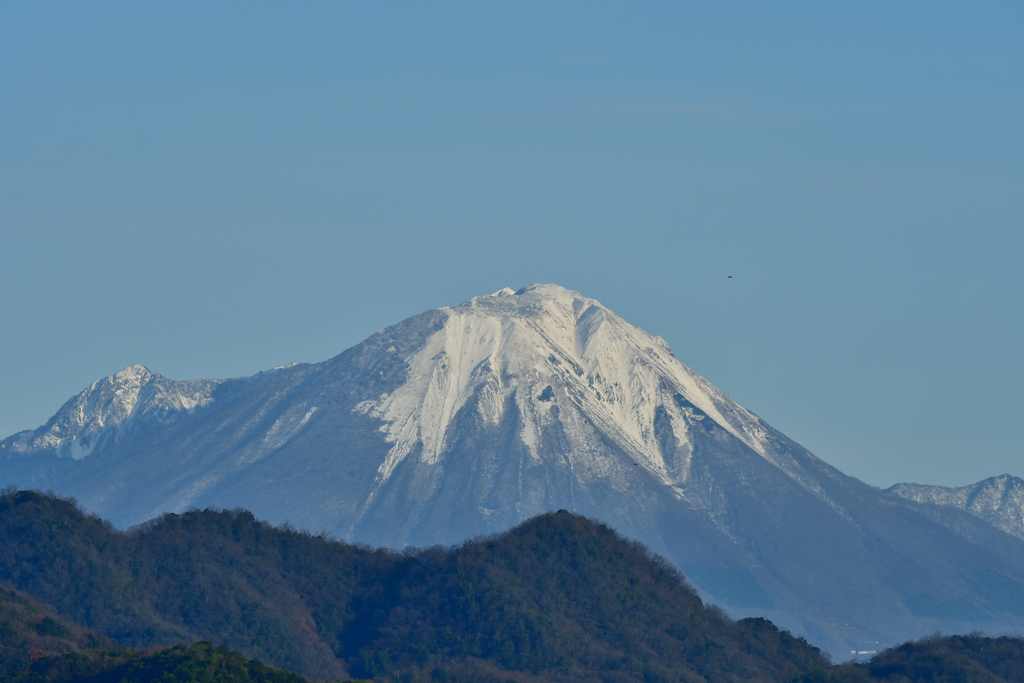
1,489 -> 1023,683
0,584 -> 305,683
0,582 -> 109,677
8,641 -> 309,683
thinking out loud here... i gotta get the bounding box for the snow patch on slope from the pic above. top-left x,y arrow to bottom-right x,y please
888,475 -> 1024,541
354,284 -> 835,510
0,365 -> 222,460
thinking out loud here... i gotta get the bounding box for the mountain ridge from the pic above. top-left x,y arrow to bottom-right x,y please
3,283 -> 1024,659
886,474 -> 1024,541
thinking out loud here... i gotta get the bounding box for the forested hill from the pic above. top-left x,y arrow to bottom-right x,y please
0,582 -> 111,677
4,491 -> 1024,683
0,584 -> 305,683
803,634 -> 1024,683
0,489 -> 830,682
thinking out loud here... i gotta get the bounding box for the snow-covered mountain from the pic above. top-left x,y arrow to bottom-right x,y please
1,365 -> 221,461
887,475 -> 1024,541
4,284 -> 1024,658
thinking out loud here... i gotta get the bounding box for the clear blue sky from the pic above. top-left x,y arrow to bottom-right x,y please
2,2 -> 1021,488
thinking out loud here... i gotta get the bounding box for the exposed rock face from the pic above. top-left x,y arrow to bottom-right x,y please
887,475 -> 1024,541
4,284 -> 1024,658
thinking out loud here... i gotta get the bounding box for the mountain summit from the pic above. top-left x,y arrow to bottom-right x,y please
4,284 -> 1024,657
350,283 -> 837,533
1,364 -> 222,461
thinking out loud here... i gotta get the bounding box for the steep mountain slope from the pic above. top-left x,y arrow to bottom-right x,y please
3,284 -> 1024,658
887,475 -> 1024,541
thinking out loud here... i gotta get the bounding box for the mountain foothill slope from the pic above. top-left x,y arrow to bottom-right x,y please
0,583 -> 304,683
0,490 -> 834,683
2,283 -> 1024,659
6,492 -> 1024,682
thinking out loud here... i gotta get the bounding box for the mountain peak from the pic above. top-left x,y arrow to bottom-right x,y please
458,283 -> 598,317
354,282 -> 809,509
1,365 -> 223,462
112,364 -> 153,381
512,282 -> 587,300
